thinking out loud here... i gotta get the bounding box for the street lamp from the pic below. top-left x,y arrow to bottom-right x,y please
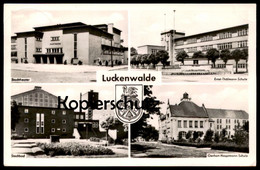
111,39 -> 113,67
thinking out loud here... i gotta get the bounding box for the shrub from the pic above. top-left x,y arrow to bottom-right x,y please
64,60 -> 67,65
186,131 -> 193,139
214,132 -> 220,143
211,142 -> 249,153
90,137 -> 100,142
118,61 -> 122,65
78,60 -> 83,65
36,142 -> 114,156
24,60 -> 28,64
204,129 -> 214,143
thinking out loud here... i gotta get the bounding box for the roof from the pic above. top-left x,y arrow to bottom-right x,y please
33,22 -> 86,31
169,101 -> 208,118
175,24 -> 248,41
15,31 -> 44,38
11,86 -> 61,100
93,24 -> 122,34
137,45 -> 165,48
161,29 -> 185,35
206,108 -> 248,119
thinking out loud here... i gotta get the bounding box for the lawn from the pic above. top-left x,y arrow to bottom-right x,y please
131,142 -> 207,158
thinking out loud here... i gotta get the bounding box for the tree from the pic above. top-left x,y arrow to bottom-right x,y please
233,125 -> 249,145
214,132 -> 220,143
149,54 -> 159,68
101,116 -> 118,141
204,129 -> 214,143
193,131 -> 199,141
220,49 -> 231,65
192,51 -> 205,58
242,121 -> 249,132
142,125 -> 159,141
176,50 -> 188,64
186,130 -> 193,139
220,128 -> 228,141
156,50 -> 169,67
130,56 -> 137,65
140,54 -> 148,66
206,48 -> 219,68
131,85 -> 163,141
231,49 -> 243,73
241,48 -> 248,72
11,100 -> 21,131
130,47 -> 138,56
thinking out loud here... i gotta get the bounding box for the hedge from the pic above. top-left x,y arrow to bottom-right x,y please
36,142 -> 114,157
211,143 -> 249,153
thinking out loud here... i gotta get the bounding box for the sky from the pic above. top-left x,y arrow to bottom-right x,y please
10,5 -> 128,46
130,4 -> 254,49
148,84 -> 249,129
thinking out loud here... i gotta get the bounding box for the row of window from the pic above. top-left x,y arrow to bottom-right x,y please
23,118 -> 67,124
36,48 -> 42,52
176,29 -> 248,45
23,108 -> 66,115
217,119 -> 245,124
75,114 -> 84,119
36,37 -> 42,42
20,127 -> 66,133
51,36 -> 60,41
11,45 -> 16,50
176,41 -> 247,53
178,120 -> 204,128
46,48 -> 63,54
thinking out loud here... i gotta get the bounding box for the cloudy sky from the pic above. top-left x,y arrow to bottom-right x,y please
148,84 -> 249,129
10,4 -> 128,46
130,4 -> 254,48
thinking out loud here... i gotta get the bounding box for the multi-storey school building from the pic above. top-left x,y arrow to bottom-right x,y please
11,22 -> 128,65
160,24 -> 248,71
158,92 -> 248,141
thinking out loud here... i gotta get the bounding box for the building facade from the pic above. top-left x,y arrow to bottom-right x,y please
137,45 -> 165,55
158,93 -> 248,141
160,24 -> 248,71
12,105 -> 75,138
11,22 -> 128,65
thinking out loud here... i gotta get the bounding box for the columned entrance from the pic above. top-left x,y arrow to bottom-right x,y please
33,54 -> 64,64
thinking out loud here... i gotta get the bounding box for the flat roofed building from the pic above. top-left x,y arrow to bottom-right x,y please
137,45 -> 165,55
12,22 -> 128,65
11,105 -> 75,138
160,24 -> 248,69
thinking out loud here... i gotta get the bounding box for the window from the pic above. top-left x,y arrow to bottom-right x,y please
12,128 -> 16,132
217,64 -> 226,68
51,36 -> 60,41
217,43 -> 232,50
187,47 -> 197,53
11,45 -> 16,50
217,119 -> 219,123
75,114 -> 79,119
24,109 -> 29,113
217,125 -> 219,129
62,111 -> 66,115
187,38 -> 197,44
195,121 -> 198,128
183,120 -> 187,128
62,128 -> 66,132
36,37 -> 42,42
51,119 -> 55,123
80,115 -> 84,120
24,118 -> 29,123
62,119 -> 66,124
238,41 -> 248,48
51,110 -> 55,115
51,128 -> 55,132
238,64 -> 246,68
200,121 -> 203,128
36,48 -> 42,52
176,40 -> 184,46
189,121 -> 193,128
220,125 -> 222,129
210,123 -> 213,128
75,122 -> 78,127
220,119 -> 222,123
193,60 -> 199,65
219,32 -> 232,39
24,127 -> 29,132
238,29 -> 248,36
201,35 -> 213,42
178,120 -> 182,128
202,45 -> 213,51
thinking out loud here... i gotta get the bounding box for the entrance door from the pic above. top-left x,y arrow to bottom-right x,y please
42,56 -> 47,64
34,56 -> 41,63
56,56 -> 63,64
49,56 -> 55,64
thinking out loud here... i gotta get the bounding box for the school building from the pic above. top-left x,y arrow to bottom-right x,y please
158,92 -> 248,141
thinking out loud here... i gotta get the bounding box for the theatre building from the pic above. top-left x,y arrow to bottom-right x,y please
12,22 -> 128,65
160,24 -> 248,72
158,93 -> 248,141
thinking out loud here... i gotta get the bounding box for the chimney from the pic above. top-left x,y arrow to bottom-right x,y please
107,23 -> 114,34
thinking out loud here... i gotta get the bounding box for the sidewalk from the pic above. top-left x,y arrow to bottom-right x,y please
11,63 -> 128,73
